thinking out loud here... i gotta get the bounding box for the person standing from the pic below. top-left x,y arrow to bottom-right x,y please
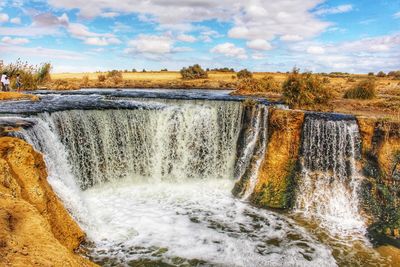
1,72 -> 6,91
16,73 -> 22,92
3,75 -> 10,91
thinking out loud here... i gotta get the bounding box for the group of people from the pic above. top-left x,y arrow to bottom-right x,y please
1,72 -> 22,92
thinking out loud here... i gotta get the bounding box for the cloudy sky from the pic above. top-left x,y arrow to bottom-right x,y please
0,0 -> 399,73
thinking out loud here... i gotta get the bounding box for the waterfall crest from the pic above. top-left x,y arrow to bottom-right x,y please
295,115 -> 365,232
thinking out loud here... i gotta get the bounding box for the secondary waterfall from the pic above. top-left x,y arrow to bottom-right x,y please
295,115 -> 365,233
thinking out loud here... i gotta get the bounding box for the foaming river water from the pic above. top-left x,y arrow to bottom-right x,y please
81,179 -> 337,267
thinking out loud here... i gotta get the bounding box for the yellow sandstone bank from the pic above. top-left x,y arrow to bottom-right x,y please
0,137 -> 96,267
251,109 -> 304,208
0,92 -> 39,101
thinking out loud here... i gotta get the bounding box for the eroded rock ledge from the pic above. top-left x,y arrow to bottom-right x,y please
0,137 -> 96,266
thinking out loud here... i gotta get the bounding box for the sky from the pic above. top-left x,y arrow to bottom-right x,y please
0,0 -> 399,73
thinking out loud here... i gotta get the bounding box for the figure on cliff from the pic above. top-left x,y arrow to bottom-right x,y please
1,72 -> 7,91
16,73 -> 22,92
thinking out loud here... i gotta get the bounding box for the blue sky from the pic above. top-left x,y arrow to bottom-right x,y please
0,0 -> 399,73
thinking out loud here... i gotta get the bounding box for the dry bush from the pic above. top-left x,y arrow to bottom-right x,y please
347,77 -> 356,82
0,59 -> 52,90
344,79 -> 376,99
97,74 -> 106,82
237,69 -> 253,79
81,75 -> 89,86
236,76 -> 280,93
282,68 -> 333,108
180,64 -> 208,80
376,71 -> 386,77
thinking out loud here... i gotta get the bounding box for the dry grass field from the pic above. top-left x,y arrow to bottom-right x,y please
24,71 -> 396,122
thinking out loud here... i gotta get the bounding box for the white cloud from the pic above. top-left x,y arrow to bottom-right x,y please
280,34 -> 304,42
307,46 -> 325,54
394,12 -> 400,19
127,35 -> 174,54
246,39 -> 272,51
211,43 -> 247,59
10,17 -> 21,24
0,13 -> 9,23
0,45 -> 85,60
315,4 -> 353,15
252,53 -> 267,60
46,0 -> 330,43
101,12 -> 120,18
84,37 -> 121,46
177,34 -> 197,43
1,36 -> 29,45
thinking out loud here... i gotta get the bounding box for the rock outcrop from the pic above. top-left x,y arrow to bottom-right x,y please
250,109 -> 304,208
0,137 -> 96,266
357,117 -> 400,242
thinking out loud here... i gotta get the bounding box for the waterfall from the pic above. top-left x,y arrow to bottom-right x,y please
17,100 -> 249,190
233,104 -> 269,199
295,115 -> 365,233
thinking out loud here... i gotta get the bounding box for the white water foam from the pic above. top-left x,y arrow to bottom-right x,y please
83,179 -> 337,266
295,117 -> 366,236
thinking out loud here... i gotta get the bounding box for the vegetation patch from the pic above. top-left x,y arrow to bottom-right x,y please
180,64 -> 208,80
282,68 -> 333,108
344,78 -> 376,99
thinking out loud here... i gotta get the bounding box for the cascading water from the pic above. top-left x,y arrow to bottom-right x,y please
233,104 -> 269,199
6,88 -> 392,266
294,115 -> 365,233
14,98 -> 340,267
43,100 -> 243,189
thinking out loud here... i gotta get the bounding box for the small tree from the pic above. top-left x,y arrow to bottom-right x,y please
282,68 -> 332,108
237,69 -> 252,79
180,64 -> 208,79
368,72 -> 375,76
344,79 -> 376,99
36,62 -> 52,83
376,71 -> 386,77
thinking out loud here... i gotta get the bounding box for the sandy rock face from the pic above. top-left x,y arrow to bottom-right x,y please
357,117 -> 400,241
250,109 -> 304,208
0,137 -> 96,266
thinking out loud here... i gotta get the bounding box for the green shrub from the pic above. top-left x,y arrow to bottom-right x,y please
344,79 -> 376,99
368,72 -> 375,76
282,68 -> 332,108
180,64 -> 208,80
237,69 -> 253,79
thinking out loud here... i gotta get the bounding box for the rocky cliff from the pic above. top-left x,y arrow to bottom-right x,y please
0,137 -> 96,266
250,108 -> 304,209
358,117 -> 400,242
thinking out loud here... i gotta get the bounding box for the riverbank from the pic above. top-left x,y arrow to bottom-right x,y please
0,137 -> 96,266
0,92 -> 39,101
